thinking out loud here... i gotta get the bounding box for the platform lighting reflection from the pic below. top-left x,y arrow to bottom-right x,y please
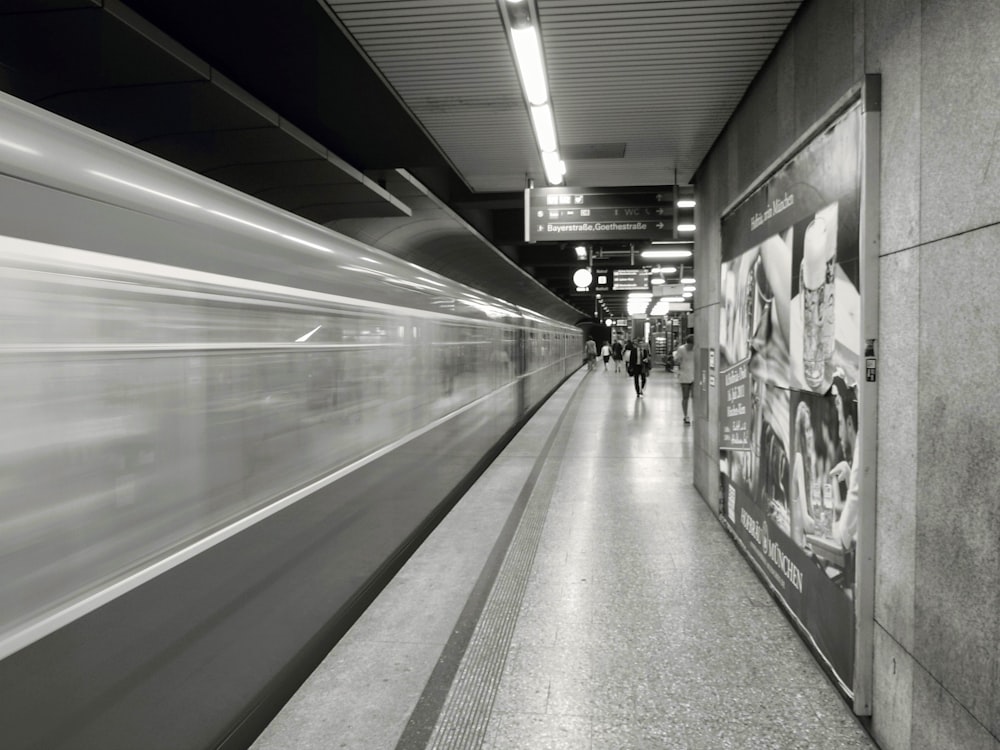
90,171 -> 200,208
386,278 -> 437,292
208,209 -> 281,235
295,325 -> 322,343
460,298 -> 508,319
0,137 -> 41,155
340,265 -> 393,278
91,171 -> 341,255
416,276 -> 447,287
358,256 -> 382,264
281,234 -> 334,253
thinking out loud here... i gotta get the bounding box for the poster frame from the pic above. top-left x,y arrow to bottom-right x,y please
717,77 -> 879,714
852,74 -> 880,717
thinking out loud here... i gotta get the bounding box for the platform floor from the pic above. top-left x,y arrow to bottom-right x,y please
251,366 -> 878,750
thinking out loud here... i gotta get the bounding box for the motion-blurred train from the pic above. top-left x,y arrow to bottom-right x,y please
0,91 -> 580,750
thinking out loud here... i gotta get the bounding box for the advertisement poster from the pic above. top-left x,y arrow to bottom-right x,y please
719,103 -> 862,694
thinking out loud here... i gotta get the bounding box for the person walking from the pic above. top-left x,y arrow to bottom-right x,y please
638,340 -> 651,392
611,339 -> 623,372
626,340 -> 650,397
584,337 -> 597,371
674,334 -> 696,424
600,341 -> 612,370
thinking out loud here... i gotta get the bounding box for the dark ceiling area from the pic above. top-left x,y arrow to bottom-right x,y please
0,1 -> 800,322
0,0 -> 589,322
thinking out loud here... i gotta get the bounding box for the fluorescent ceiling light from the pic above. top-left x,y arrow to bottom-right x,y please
683,285 -> 696,292
681,277 -> 695,283
511,25 -> 548,106
641,249 -> 692,259
650,277 -> 665,285
677,223 -> 696,232
530,104 -> 557,152
541,150 -> 565,185
651,266 -> 677,274
574,245 -> 587,259
677,199 -> 697,208
682,292 -> 693,298
651,240 -> 692,245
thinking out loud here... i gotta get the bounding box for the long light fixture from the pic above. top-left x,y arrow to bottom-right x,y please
541,151 -> 565,185
529,103 -> 557,152
501,0 -> 565,185
510,25 -> 548,105
641,249 -> 693,260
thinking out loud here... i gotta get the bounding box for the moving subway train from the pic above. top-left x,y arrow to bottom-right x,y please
0,91 -> 580,750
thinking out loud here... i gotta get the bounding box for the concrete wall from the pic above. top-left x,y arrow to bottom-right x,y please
692,2 -> 1000,748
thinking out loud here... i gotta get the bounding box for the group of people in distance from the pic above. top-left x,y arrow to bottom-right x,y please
584,334 -> 696,422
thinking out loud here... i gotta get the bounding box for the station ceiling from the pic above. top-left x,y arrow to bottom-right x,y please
0,0 -> 803,325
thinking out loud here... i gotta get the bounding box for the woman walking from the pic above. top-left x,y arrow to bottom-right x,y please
674,334 -> 696,424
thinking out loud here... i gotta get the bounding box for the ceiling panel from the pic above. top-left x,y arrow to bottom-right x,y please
325,0 -> 802,193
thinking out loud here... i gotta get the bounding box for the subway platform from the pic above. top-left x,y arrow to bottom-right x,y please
251,365 -> 877,750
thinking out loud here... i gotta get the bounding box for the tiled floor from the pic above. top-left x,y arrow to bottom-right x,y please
252,367 -> 878,750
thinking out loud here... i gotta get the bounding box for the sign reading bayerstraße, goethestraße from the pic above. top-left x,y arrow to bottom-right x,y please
525,186 -> 677,241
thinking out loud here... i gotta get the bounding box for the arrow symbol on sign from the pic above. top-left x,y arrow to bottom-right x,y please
656,222 -> 664,229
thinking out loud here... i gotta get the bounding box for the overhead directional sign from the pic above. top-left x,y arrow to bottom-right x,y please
525,186 -> 677,241
613,268 -> 650,290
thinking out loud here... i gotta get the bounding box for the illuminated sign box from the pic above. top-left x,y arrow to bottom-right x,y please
525,186 -> 676,242
612,269 -> 650,291
594,269 -> 610,291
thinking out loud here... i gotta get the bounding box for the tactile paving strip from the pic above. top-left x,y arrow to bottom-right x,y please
423,385 -> 582,750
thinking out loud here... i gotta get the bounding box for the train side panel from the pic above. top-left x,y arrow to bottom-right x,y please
0,93 -> 580,749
